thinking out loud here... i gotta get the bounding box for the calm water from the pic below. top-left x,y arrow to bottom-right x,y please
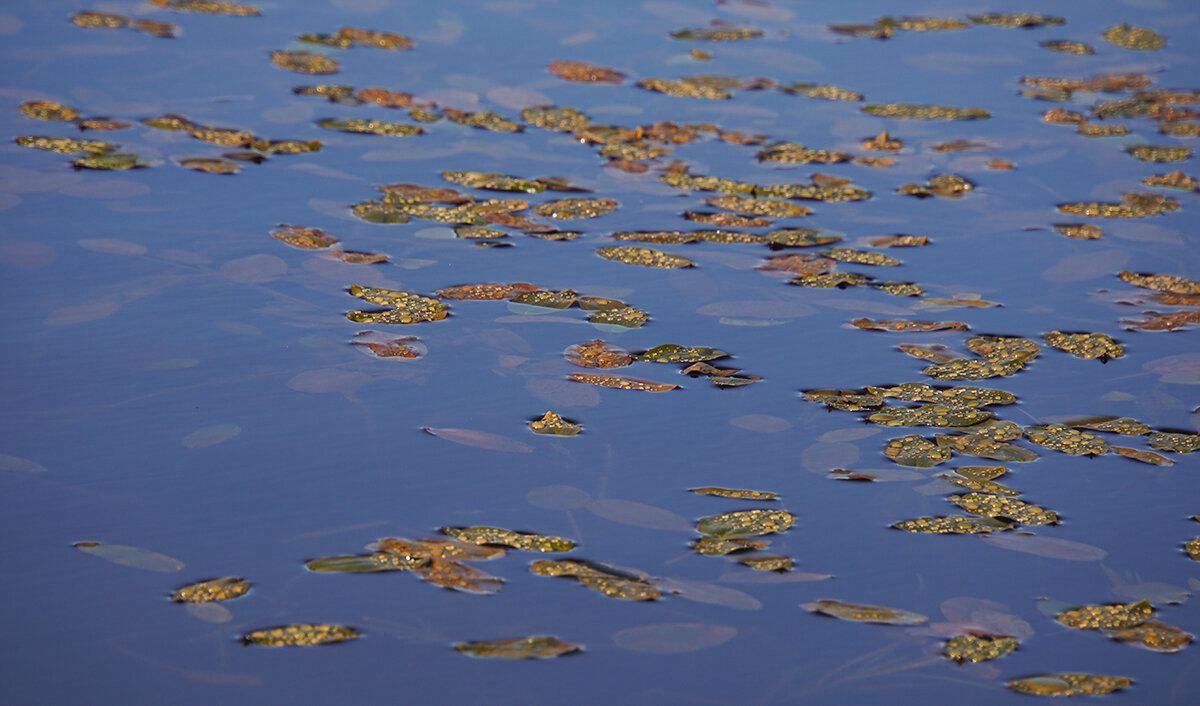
2,0 -> 1198,704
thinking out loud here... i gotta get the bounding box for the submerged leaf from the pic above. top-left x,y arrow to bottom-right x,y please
1007,673 -> 1130,697
456,635 -> 582,659
422,428 -> 533,453
1111,447 -> 1174,466
801,599 -> 927,625
75,542 -> 184,572
982,533 -> 1107,561
242,624 -> 358,647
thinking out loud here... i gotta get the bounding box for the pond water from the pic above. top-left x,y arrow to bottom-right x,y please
2,0 -> 1198,703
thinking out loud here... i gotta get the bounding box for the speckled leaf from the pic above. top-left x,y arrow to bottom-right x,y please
177,157 -> 240,174
444,109 -> 523,132
1148,431 -> 1200,453
938,471 -> 1020,497
944,634 -> 1018,663
368,537 -> 505,561
456,635 -> 581,659
970,13 -> 1063,28
801,389 -> 883,411
151,0 -> 260,15
689,487 -> 779,501
821,248 -> 901,266
705,195 -> 811,217
533,198 -> 616,219
546,60 -> 623,83
892,516 -> 1014,534
861,104 -> 989,120
564,340 -> 632,368
1069,417 -> 1151,436
950,493 -> 1057,525
1007,673 -> 1130,697
18,101 -> 79,121
529,411 -> 581,436
440,527 -> 575,552
243,624 -> 358,647
272,224 -> 338,250
635,344 -> 726,363
696,509 -> 795,539
530,559 -> 660,600
951,420 -> 1023,441
271,51 -> 339,75
443,171 -> 545,193
801,599 -> 927,625
767,229 -> 843,248
789,273 -> 869,289
305,553 -> 427,572
1024,425 -> 1109,456
883,435 -> 952,467
869,405 -> 992,428
171,578 -> 250,603
1057,600 -> 1153,630
1044,331 -> 1124,361
510,289 -> 577,309
596,246 -> 694,268
73,153 -> 148,170
757,142 -> 851,164
738,555 -> 793,572
521,106 -> 591,132
691,536 -> 770,556
935,435 -> 1039,462
671,27 -> 762,41
1103,24 -> 1165,50
298,27 -> 413,50
684,212 -> 770,227
567,373 -> 676,392
317,118 -> 422,136
588,306 -> 648,328
1041,40 -> 1094,55
1104,622 -> 1192,653
1119,270 -> 1199,295
781,83 -> 863,101
868,383 -> 1015,408
852,319 -> 967,332
15,136 -> 115,154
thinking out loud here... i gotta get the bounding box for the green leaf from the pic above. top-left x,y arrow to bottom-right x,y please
883,435 -> 952,467
891,516 -> 1013,534
1024,425 -> 1109,456
1007,673 -> 1130,696
440,527 -> 575,552
935,434 -> 1039,462
1044,331 -> 1124,361
944,634 -> 1018,663
867,404 -> 992,428
634,344 -> 727,363
171,578 -> 250,602
596,246 -> 695,268
1148,431 -> 1200,453
1057,600 -> 1153,630
949,493 -> 1058,525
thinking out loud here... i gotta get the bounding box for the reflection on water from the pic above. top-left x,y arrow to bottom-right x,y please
2,0 -> 1198,704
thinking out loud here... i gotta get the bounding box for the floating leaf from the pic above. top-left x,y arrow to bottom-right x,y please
869,405 -> 992,428
596,246 -> 694,268
691,536 -> 770,556
635,344 -> 727,363
368,537 -> 505,561
899,174 -> 974,198
637,78 -> 731,100
414,558 -> 503,594
1069,417 -> 1150,436
883,435 -> 952,467
1119,270 -> 1199,295
1024,425 -> 1109,456
456,636 -> 581,659
272,224 -> 338,250
801,599 -> 927,625
1057,600 -> 1153,630
1127,144 -> 1190,163
271,51 -> 339,75
757,142 -> 851,165
801,389 -> 883,411
564,340 -> 632,369
522,106 -> 591,132
790,273 -> 869,289
1148,431 -> 1200,453
1111,447 -> 1174,466
151,0 -> 260,15
689,487 -> 779,501
509,289 -> 578,309
869,383 -> 1015,408
938,471 -> 1020,497
936,434 -> 1038,462
1044,331 -> 1124,361
444,109 -> 523,132
821,248 -> 901,266
1053,224 -> 1104,240
530,559 -> 660,600
1007,673 -> 1130,697
1143,170 -> 1199,191
1041,40 -> 1094,55
781,83 -> 863,101
950,493 -> 1058,526
944,634 -> 1018,663
15,136 -> 115,155
861,104 -> 989,120
73,153 -> 148,170
242,624 -> 358,647
567,373 -> 677,392
440,527 -> 574,552
696,509 -> 795,539
873,282 -> 924,297
305,553 -> 427,572
684,212 -> 770,228
891,516 -> 1013,534
1103,24 -> 1166,50
588,306 -> 648,328
177,157 -> 240,175
738,555 -> 793,572
671,27 -> 762,41
422,427 -> 533,453
981,532 -> 1107,561
317,118 -> 422,136
546,60 -> 622,83
529,411 -> 581,436
298,27 -> 413,50
532,198 -> 616,219
705,195 -> 811,218
1103,622 -> 1192,653
75,542 -> 184,572
853,319 -> 965,332
171,578 -> 250,603
18,101 -> 79,121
